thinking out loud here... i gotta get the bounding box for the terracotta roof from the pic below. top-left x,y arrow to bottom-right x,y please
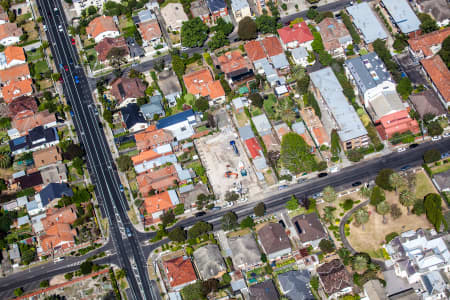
8,96 -> 37,117
163,256 -> 197,288
312,127 -> 328,146
318,18 -> 350,52
4,46 -> 25,64
0,7 -> 8,22
408,27 -> 450,57
317,259 -> 352,295
183,68 -> 225,100
143,191 -> 176,215
12,109 -> 56,135
139,20 -> 161,42
0,23 -> 22,42
2,79 -> 33,103
110,77 -> 146,104
40,223 -> 77,252
86,16 -> 118,39
32,146 -> 62,169
135,126 -> 174,151
245,137 -> 262,159
0,63 -> 30,82
278,22 -> 314,45
41,205 -> 77,231
94,36 -> 129,62
260,36 -> 284,57
137,165 -> 178,195
217,50 -> 253,75
257,222 -> 291,255
377,110 -> 420,139
421,55 -> 450,102
244,40 -> 266,61
132,149 -> 164,165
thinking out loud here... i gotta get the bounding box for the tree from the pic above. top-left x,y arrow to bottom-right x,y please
323,206 -> 336,224
181,281 -> 207,300
418,13 -> 439,34
255,15 -> 278,34
346,149 -> 363,162
40,280 -> 50,288
254,202 -> 266,217
322,186 -> 337,203
286,195 -> 299,211
0,151 -> 11,168
171,53 -> 186,77
14,288 -> 23,297
393,35 -> 407,52
195,97 -> 210,112
280,133 -> 317,174
72,157 -> 84,175
424,193 -> 444,230
439,36 -> 450,67
389,172 -> 407,194
106,47 -> 128,68
168,227 -> 186,242
376,201 -> 390,224
296,75 -> 310,94
103,109 -> 113,124
396,77 -> 413,99
354,208 -> 369,230
238,17 -> 257,40
352,254 -> 369,274
426,121 -> 443,137
202,278 -> 219,294
399,190 -> 415,214
375,168 -> 394,191
188,221 -> 212,239
424,149 -> 441,163
311,32 -> 324,52
80,260 -> 93,275
248,93 -> 263,108
181,17 -> 209,48
385,232 -> 399,243
390,204 -> 402,219
319,239 -> 335,253
358,186 -> 371,200
330,129 -> 341,158
318,51 -> 333,66
306,8 -> 318,20
64,272 -> 73,280
222,212 -> 238,231
225,191 -> 239,202
161,210 -> 175,228
208,31 -> 229,50
370,186 -> 385,206
116,155 -> 132,172
240,216 -> 255,229
213,18 -> 233,35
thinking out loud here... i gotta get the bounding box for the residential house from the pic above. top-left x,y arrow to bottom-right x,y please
8,96 -> 37,117
257,222 -> 291,261
317,18 -> 352,58
317,259 -> 353,298
120,103 -> 148,133
0,23 -> 22,46
17,215 -> 30,227
420,55 -> 450,107
433,169 -> 450,192
229,270 -> 247,294
32,146 -> 62,169
158,70 -> 182,107
278,270 -> 314,300
381,0 -> 420,35
156,109 -> 199,141
415,0 -> 450,27
248,280 -> 279,300
136,165 -> 179,195
8,243 -> 21,264
238,125 -> 254,141
138,20 -> 162,50
0,6 -> 8,24
191,0 -> 210,24
384,229 -> 450,284
291,213 -> 328,249
232,97 -> 249,113
11,110 -> 56,137
407,28 -> 450,60
132,147 -> 177,174
206,0 -> 228,23
35,183 -> 73,208
1,78 -> 33,103
273,123 -> 290,142
163,256 -> 197,291
140,94 -> 165,120
9,126 -> 59,155
26,199 -> 44,216
134,125 -> 174,151
291,46 -> 309,67
347,2 -> 387,44
300,107 -> 329,146
193,244 -> 226,280
86,16 -> 119,43
228,233 -> 261,270
245,137 -> 263,160
141,190 -> 179,224
40,163 -> 68,184
39,223 -> 77,254
278,22 -> 314,50
252,114 -> 272,136
161,3 -> 188,32
41,205 -> 77,231
363,279 -> 388,300
94,36 -> 129,62
31,213 -> 46,232
183,68 -> 225,105
0,63 -> 30,83
111,77 -> 147,108
214,50 -> 254,86
2,200 -> 17,211
231,0 -> 251,23
420,271 -> 448,300
310,67 -> 369,150
0,46 -> 25,69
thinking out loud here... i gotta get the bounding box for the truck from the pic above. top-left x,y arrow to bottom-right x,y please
230,140 -> 239,156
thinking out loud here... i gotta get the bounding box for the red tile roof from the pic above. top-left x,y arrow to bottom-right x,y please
142,191 -> 176,215
0,23 -> 22,42
244,40 -> 266,61
95,36 -> 129,62
408,27 -> 450,58
41,205 -> 77,231
139,20 -> 161,42
136,165 -> 179,195
183,68 -> 225,100
40,223 -> 77,253
421,55 -> 450,102
278,22 -> 314,45
86,16 -> 118,39
0,63 -> 30,82
2,79 -> 33,103
134,125 -> 174,151
245,137 -> 262,159
131,149 -> 164,165
12,109 -> 56,135
4,46 -> 25,64
217,50 -> 253,75
260,36 -> 283,57
377,110 -> 420,140
318,18 -> 350,52
164,256 -> 197,288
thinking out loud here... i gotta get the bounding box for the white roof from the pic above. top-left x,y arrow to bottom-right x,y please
347,3 -> 388,43
382,0 -> 420,34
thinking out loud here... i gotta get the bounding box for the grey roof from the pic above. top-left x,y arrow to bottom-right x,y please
421,271 -> 446,296
292,121 -> 306,135
363,280 -> 388,300
207,0 -> 227,12
193,244 -> 226,280
382,0 -> 420,34
434,169 -> 450,191
231,0 -> 249,11
137,9 -> 156,23
278,270 -> 314,300
416,0 -> 450,24
345,52 -> 392,94
252,114 -> 272,136
26,200 -> 38,212
291,213 -> 327,243
347,3 -> 388,43
310,67 -> 367,142
238,125 -> 255,140
228,233 -> 261,267
230,278 -> 247,291
368,91 -> 404,121
174,163 -> 191,181
140,95 -> 165,120
232,97 -> 248,110
39,183 -> 73,206
190,0 -> 210,17
249,280 -> 279,300
254,58 -> 286,85
8,243 -> 20,260
271,53 -> 289,69
17,215 -> 30,226
291,47 -> 308,60
253,156 -> 268,170
409,89 -> 447,119
158,70 -> 182,97
16,196 -> 28,207
121,103 -> 147,129
179,184 -> 194,193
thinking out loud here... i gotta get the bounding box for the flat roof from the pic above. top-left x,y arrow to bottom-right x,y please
347,2 -> 388,43
382,0 -> 420,34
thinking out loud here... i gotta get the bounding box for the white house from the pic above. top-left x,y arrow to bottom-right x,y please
86,16 -> 120,43
0,23 -> 22,46
291,46 -> 309,67
156,109 -> 199,141
231,0 -> 251,23
0,46 -> 26,70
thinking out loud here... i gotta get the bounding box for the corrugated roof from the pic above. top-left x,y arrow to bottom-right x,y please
382,0 -> 420,34
347,3 -> 387,43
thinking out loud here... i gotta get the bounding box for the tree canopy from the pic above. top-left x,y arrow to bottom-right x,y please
188,221 -> 212,239
424,149 -> 441,164
248,93 -> 263,108
418,13 -> 439,34
254,202 -> 266,217
424,193 -> 444,231
322,186 -> 337,203
396,77 -> 412,99
286,195 -> 299,211
168,227 -> 186,242
238,17 -> 257,40
116,155 -> 133,172
280,132 -> 317,174
370,186 -> 385,206
375,168 -> 394,191
222,212 -> 238,231
181,17 -> 209,48
439,36 -> 450,68
255,15 -> 279,34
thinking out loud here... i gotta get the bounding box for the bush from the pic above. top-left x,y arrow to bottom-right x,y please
424,149 -> 441,164
319,239 -> 335,253
346,149 -> 364,162
343,199 -> 354,211
385,232 -> 399,243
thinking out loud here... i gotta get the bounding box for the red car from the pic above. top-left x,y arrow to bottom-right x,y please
64,65 -> 68,71
71,38 -> 75,45
58,76 -> 63,82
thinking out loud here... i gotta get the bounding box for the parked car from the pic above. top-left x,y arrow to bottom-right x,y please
195,211 -> 206,217
400,165 -> 411,171
278,185 -> 288,190
352,181 -> 362,187
432,136 -> 442,141
397,147 -> 406,152
318,172 -> 328,178
409,143 -> 419,149
443,132 -> 450,138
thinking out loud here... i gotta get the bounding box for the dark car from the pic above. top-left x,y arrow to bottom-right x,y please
195,211 -> 206,217
409,143 -> 419,149
318,172 -> 328,178
400,165 -> 411,171
278,220 -> 286,228
352,181 -> 362,187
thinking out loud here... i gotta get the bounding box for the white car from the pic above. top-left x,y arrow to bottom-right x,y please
43,25 -> 47,31
58,25 -> 63,32
432,136 -> 442,141
54,7 -> 58,12
443,132 -> 450,138
397,147 -> 406,153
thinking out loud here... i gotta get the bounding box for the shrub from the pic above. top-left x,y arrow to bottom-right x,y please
385,232 -> 399,243
342,199 -> 354,211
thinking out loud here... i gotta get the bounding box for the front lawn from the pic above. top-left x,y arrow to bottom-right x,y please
34,60 -> 50,74
415,170 -> 437,200
26,49 -> 44,62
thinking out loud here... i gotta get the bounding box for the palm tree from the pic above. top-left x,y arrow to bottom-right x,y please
358,186 -> 371,200
399,190 -> 415,214
354,208 -> 369,230
0,151 -> 11,169
376,201 -> 391,224
353,255 -> 368,274
389,173 -> 407,194
322,186 -> 337,203
323,206 -> 336,224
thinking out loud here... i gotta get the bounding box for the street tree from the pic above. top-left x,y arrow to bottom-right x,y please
222,212 -> 238,231
107,47 -> 128,68
240,216 -> 255,229
238,17 -> 257,40
255,15 -> 278,34
168,227 -> 186,242
80,260 -> 93,275
423,149 -> 441,164
286,195 -> 299,211
322,186 -> 337,203
358,186 -> 371,200
330,129 -> 341,158
280,133 -> 317,174
208,31 -> 229,50
188,221 -> 212,239
14,288 -> 23,297
426,121 -> 443,136
354,208 -> 369,230
377,201 -> 391,224
225,191 -> 239,202
181,17 -> 209,48
254,202 -> 266,217
161,210 -> 175,228
399,190 -> 415,214
375,168 -> 394,191
116,155 -> 133,172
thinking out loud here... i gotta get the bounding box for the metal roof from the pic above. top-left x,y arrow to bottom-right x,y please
231,0 -> 249,11
347,2 -> 388,43
382,0 -> 420,34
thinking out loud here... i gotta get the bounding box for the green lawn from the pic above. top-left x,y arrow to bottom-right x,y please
416,171 -> 437,199
432,163 -> 450,175
26,49 -> 44,62
34,60 -> 49,74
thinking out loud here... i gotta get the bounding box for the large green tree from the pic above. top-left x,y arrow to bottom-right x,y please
354,208 -> 369,230
424,149 -> 441,164
188,221 -> 212,239
280,132 -> 317,174
254,202 -> 266,217
255,15 -> 278,34
370,186 -> 385,206
181,17 -> 209,48
208,31 -> 229,50
396,77 -> 412,99
377,201 -> 390,224
168,227 -> 186,242
238,16 -> 257,40
439,36 -> 450,67
399,189 -> 415,214
322,186 -> 337,203
330,129 -> 341,158
375,168 -> 394,191
286,195 -> 299,211
222,212 -> 238,231
424,193 -> 444,230
418,13 -> 439,34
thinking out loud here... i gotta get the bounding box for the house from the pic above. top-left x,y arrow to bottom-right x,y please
415,0 -> 450,27
407,28 -> 450,60
248,280 -> 279,300
278,22 -> 314,50
86,16 -> 119,43
206,0 -> 228,23
229,270 -> 247,293
273,123 -> 290,141
163,256 -> 197,290
35,183 -> 73,208
8,96 -> 37,117
232,97 -> 249,113
291,213 -> 328,249
433,169 -> 450,192
158,70 -> 182,107
140,94 -> 165,120
26,199 -> 43,216
310,67 -> 369,150
33,146 -> 62,169
0,23 -> 22,46
317,259 -> 353,298
2,79 -> 33,103
156,109 -> 199,141
138,20 -> 162,48
214,50 -> 254,86
9,126 -> 59,155
420,55 -> 450,107
228,233 -> 261,269
346,2 -> 387,44
257,222 -> 291,261
0,46 -> 25,69
245,137 -> 263,159
39,223 -> 77,254
17,215 -> 30,227
11,110 -> 56,137
420,271 -> 448,300
136,165 -> 179,195
278,270 -> 314,300
183,68 -> 225,105
377,109 -> 420,140
300,107 -> 330,146
134,125 -> 174,151
381,0 -> 420,35
193,244 -> 226,280
0,63 -> 30,83
238,125 -> 254,141
252,114 -> 272,136
31,213 -> 46,232
40,163 -> 68,184
363,279 -> 388,300
231,0 -> 251,23
8,243 -> 20,264
161,3 -> 188,32
291,46 -> 309,67
41,205 -> 77,231
111,77 -> 147,108
191,0 -> 210,23
317,18 -> 352,58
121,103 -> 148,133
94,36 -> 129,62
141,190 -> 179,224
384,229 -> 450,284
